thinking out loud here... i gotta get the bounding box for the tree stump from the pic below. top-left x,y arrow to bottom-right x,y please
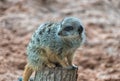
34,67 -> 78,81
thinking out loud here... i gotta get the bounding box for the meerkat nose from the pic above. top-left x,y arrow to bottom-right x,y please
78,25 -> 83,34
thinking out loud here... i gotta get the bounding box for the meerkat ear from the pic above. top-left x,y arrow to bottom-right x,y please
61,18 -> 66,25
58,21 -> 63,29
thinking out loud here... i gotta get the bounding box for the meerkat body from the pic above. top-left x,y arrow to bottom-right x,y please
23,17 -> 85,81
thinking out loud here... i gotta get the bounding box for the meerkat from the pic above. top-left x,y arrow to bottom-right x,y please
23,17 -> 85,81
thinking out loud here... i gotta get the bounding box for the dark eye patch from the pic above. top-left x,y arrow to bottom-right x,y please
64,26 -> 73,31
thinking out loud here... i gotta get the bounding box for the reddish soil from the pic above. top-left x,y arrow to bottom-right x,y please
0,0 -> 120,81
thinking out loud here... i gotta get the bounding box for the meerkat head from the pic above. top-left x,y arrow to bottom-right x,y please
58,17 -> 85,40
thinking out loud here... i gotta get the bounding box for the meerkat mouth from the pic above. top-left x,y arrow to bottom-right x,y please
60,34 -> 82,39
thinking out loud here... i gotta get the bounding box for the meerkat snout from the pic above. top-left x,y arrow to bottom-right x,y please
78,25 -> 83,35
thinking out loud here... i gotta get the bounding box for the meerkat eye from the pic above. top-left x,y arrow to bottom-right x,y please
63,26 -> 73,31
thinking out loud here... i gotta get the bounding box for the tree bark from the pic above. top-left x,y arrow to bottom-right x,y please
34,67 -> 78,81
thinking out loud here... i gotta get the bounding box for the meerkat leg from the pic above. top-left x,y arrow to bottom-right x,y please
39,48 -> 56,68
67,54 -> 78,69
57,57 -> 76,69
54,55 -> 68,68
59,58 -> 68,67
23,64 -> 33,81
67,54 -> 73,66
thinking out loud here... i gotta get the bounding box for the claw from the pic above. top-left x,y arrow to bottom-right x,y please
64,64 -> 78,70
72,64 -> 78,69
47,63 -> 56,68
64,65 -> 78,70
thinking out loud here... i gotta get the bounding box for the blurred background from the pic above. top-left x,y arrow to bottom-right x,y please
0,0 -> 120,81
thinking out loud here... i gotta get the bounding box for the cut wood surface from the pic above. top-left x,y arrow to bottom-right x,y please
34,67 -> 78,81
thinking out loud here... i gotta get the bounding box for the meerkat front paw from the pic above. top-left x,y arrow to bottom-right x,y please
65,64 -> 78,70
72,64 -> 78,69
46,63 -> 56,68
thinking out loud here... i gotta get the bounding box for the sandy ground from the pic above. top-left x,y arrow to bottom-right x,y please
0,0 -> 120,81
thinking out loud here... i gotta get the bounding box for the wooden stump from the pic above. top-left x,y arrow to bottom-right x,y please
34,67 -> 78,81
